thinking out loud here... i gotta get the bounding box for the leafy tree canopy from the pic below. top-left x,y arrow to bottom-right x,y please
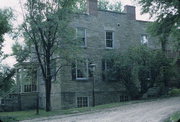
0,8 -> 13,56
104,46 -> 175,99
12,42 -> 30,63
138,0 -> 180,51
21,0 -> 79,111
0,66 -> 15,96
74,0 -> 122,13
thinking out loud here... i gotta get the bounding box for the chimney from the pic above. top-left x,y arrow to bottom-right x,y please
87,0 -> 98,16
124,5 -> 136,20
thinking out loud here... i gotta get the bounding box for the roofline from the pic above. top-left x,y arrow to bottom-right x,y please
98,9 -> 126,15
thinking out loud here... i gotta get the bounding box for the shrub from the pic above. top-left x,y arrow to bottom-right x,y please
0,116 -> 18,122
168,88 -> 180,96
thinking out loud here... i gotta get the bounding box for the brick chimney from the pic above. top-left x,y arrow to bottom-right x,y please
124,5 -> 136,20
87,0 -> 98,16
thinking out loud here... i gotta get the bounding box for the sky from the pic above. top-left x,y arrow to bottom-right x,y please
0,0 -> 151,67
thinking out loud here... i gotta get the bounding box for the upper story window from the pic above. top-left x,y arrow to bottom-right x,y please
105,31 -> 114,49
76,28 -> 86,47
102,59 -> 116,81
72,59 -> 89,80
141,34 -> 148,45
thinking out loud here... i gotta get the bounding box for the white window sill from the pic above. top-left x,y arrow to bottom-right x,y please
80,46 -> 87,48
105,47 -> 114,49
76,78 -> 89,80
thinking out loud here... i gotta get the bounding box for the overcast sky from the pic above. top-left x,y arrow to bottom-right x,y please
0,0 -> 151,67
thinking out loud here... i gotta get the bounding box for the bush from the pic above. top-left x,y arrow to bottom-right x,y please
165,111 -> 180,122
0,116 -> 18,122
168,88 -> 180,96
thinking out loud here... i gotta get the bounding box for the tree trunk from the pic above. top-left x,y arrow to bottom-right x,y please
45,46 -> 52,112
45,79 -> 51,111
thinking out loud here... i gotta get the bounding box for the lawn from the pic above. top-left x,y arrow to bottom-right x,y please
0,96 -> 174,121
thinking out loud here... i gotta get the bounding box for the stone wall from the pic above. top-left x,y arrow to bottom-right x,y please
39,5 -> 159,109
20,93 -> 37,110
50,9 -> 157,109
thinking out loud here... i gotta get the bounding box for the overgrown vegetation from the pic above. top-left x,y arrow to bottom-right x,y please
168,88 -> 180,96
0,8 -> 13,56
104,46 -> 179,99
0,8 -> 14,95
138,0 -> 180,52
74,0 -> 122,13
0,67 -> 15,96
165,111 -> 180,122
19,0 -> 81,111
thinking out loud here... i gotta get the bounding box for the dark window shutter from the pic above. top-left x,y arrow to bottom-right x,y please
72,62 -> 76,80
102,59 -> 106,81
88,61 -> 93,78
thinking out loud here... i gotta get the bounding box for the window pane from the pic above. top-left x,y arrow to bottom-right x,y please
106,32 -> 113,40
141,35 -> 148,44
77,28 -> 86,46
77,97 -> 88,108
76,60 -> 88,79
106,40 -> 113,47
106,31 -> 113,48
106,60 -> 113,70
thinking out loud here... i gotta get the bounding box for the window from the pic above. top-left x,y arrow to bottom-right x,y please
24,84 -> 37,92
76,28 -> 86,47
120,95 -> 129,102
102,59 -> 116,81
141,34 -> 148,45
105,31 -> 114,48
72,59 -> 89,80
21,68 -> 37,93
77,97 -> 88,108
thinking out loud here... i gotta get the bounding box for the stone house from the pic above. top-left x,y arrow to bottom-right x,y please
38,0 -> 158,110
1,0 -> 165,111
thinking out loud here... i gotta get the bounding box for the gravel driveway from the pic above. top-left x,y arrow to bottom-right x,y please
23,96 -> 180,122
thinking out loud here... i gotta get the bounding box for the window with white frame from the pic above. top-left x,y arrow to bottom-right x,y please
141,34 -> 148,45
21,68 -> 37,93
106,31 -> 114,48
77,97 -> 88,107
76,28 -> 86,47
74,59 -> 88,80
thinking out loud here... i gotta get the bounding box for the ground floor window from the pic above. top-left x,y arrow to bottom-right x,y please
24,84 -> 37,92
120,95 -> 129,102
77,97 -> 88,108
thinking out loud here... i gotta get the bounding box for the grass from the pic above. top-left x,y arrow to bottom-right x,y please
165,111 -> 180,122
0,96 -> 178,121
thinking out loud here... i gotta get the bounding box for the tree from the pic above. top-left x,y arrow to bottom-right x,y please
12,42 -> 30,63
20,0 -> 79,111
74,0 -> 122,13
105,46 -> 173,99
138,0 -> 180,52
0,66 -> 15,96
98,0 -> 122,12
0,9 -> 14,95
0,8 -> 13,56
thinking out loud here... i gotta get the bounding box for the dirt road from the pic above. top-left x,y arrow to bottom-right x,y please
23,97 -> 180,122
